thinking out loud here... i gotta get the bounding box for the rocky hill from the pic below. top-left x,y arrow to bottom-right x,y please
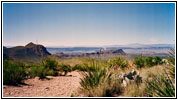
54,49 -> 126,58
3,42 -> 51,61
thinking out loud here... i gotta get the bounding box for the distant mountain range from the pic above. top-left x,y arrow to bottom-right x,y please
105,43 -> 175,49
3,43 -> 174,61
46,43 -> 175,54
3,42 -> 51,61
54,49 -> 126,58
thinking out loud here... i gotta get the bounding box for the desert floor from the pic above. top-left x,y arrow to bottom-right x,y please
3,71 -> 84,97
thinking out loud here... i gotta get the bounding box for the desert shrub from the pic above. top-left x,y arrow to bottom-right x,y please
101,77 -> 124,97
37,65 -> 48,79
73,64 -> 93,72
80,67 -> 124,97
134,55 -> 145,68
38,57 -> 59,77
153,56 -> 162,65
46,69 -> 55,76
72,64 -> 93,72
42,57 -> 58,70
80,68 -> 107,90
73,64 -> 86,71
146,74 -> 175,97
28,64 -> 58,79
108,57 -> 128,68
168,57 -> 175,66
168,49 -> 175,79
87,77 -> 124,97
29,65 -> 47,79
73,59 -> 103,72
145,56 -> 154,67
167,57 -> 175,79
145,50 -> 175,97
168,48 -> 175,65
58,64 -> 72,76
3,60 -> 27,85
28,65 -> 40,78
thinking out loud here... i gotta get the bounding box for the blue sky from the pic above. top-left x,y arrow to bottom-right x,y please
3,3 -> 175,47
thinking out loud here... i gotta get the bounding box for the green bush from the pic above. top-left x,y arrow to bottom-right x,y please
134,55 -> 145,68
58,64 -> 72,76
168,57 -> 175,66
27,57 -> 59,79
3,60 -> 27,85
108,57 -> 128,68
37,65 -> 47,79
42,57 -> 58,70
145,56 -> 154,67
28,65 -> 47,79
28,65 -> 40,78
28,65 -> 58,79
153,56 -> 162,65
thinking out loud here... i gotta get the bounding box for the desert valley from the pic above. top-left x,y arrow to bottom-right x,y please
3,42 -> 175,97
2,2 -> 175,98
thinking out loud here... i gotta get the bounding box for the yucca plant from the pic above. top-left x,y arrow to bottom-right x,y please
80,66 -> 125,97
80,68 -> 108,90
168,48 -> 175,79
146,75 -> 175,97
108,57 -> 128,69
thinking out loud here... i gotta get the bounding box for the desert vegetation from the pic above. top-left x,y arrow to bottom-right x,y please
3,50 -> 175,97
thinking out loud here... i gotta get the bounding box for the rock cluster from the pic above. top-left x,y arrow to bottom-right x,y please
120,69 -> 142,87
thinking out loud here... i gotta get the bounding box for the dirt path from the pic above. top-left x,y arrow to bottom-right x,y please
3,71 -> 84,97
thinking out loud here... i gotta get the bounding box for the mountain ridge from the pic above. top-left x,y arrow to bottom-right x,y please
3,42 -> 51,61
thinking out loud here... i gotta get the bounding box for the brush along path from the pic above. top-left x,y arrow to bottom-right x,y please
3,71 -> 83,97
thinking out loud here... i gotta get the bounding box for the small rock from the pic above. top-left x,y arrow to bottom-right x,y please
122,80 -> 127,87
124,77 -> 130,84
45,87 -> 49,91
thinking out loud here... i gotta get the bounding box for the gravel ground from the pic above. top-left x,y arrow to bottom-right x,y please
3,71 -> 84,97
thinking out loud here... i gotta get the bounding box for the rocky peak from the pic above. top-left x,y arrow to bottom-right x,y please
25,42 -> 37,48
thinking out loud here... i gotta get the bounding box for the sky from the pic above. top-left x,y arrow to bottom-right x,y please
3,3 -> 175,47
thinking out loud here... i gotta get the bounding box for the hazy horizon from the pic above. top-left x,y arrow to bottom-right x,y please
3,42 -> 175,48
3,3 -> 175,47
